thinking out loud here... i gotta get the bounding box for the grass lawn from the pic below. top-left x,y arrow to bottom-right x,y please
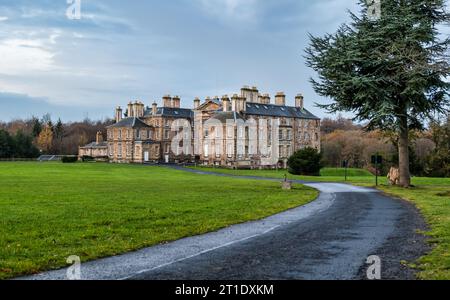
191,166 -> 450,279
0,162 -> 318,280
190,166 -> 449,187
378,186 -> 450,280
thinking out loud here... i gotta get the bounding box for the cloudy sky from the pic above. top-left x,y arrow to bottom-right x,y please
0,0 -> 448,122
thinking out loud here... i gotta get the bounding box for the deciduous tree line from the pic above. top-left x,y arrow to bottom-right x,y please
320,114 -> 450,177
0,114 -> 114,158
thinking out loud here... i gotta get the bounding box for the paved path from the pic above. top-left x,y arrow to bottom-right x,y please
20,167 -> 427,280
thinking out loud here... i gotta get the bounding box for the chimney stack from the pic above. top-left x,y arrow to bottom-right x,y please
263,94 -> 271,105
275,92 -> 286,106
295,94 -> 304,110
251,86 -> 259,103
133,101 -> 139,117
232,94 -> 246,112
115,106 -> 122,123
163,95 -> 172,108
96,131 -> 103,144
194,97 -> 201,109
231,94 -> 239,112
241,96 -> 247,111
222,95 -> 230,112
134,101 -> 144,118
127,102 -> 133,117
152,102 -> 158,115
258,94 -> 264,104
172,96 -> 181,108
241,85 -> 259,103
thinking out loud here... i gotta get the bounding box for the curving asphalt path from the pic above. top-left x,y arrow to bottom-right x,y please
20,166 -> 428,280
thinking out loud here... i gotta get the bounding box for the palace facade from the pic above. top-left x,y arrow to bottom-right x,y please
80,86 -> 321,168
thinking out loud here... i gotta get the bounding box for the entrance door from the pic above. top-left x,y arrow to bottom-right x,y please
165,155 -> 169,163
144,151 -> 149,162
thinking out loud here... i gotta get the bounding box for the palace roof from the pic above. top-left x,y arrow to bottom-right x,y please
245,103 -> 320,120
144,107 -> 194,119
108,117 -> 152,128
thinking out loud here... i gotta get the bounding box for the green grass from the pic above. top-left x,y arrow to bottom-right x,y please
189,166 -> 450,279
377,185 -> 450,280
320,167 -> 373,177
190,166 -> 450,187
0,162 -> 318,279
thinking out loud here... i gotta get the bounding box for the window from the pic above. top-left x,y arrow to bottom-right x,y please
215,144 -> 221,158
238,145 -> 244,158
127,144 -> 132,157
279,129 -> 284,140
227,126 -> 234,138
136,129 -> 140,139
204,144 -> 209,157
127,130 -> 130,139
215,127 -> 221,138
164,130 -> 170,140
108,144 -> 113,156
165,144 -> 170,153
118,129 -> 122,140
287,130 -> 292,141
204,129 -> 209,138
118,143 -> 122,157
287,146 -> 292,157
227,144 -> 233,158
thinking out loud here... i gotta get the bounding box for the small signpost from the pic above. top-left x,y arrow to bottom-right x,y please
282,174 -> 292,190
371,154 -> 383,186
342,160 -> 349,181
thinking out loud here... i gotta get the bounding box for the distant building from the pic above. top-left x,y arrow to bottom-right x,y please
78,131 -> 108,160
80,86 -> 321,168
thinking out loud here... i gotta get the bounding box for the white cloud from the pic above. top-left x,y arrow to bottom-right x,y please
197,0 -> 258,21
0,16 -> 9,22
0,38 -> 56,75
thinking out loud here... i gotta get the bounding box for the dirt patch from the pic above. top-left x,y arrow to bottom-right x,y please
436,191 -> 450,197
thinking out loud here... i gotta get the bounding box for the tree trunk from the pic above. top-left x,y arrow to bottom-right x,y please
398,114 -> 411,187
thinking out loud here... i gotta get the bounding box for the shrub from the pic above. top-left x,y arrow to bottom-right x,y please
62,156 -> 78,163
288,147 -> 323,176
81,155 -> 95,162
